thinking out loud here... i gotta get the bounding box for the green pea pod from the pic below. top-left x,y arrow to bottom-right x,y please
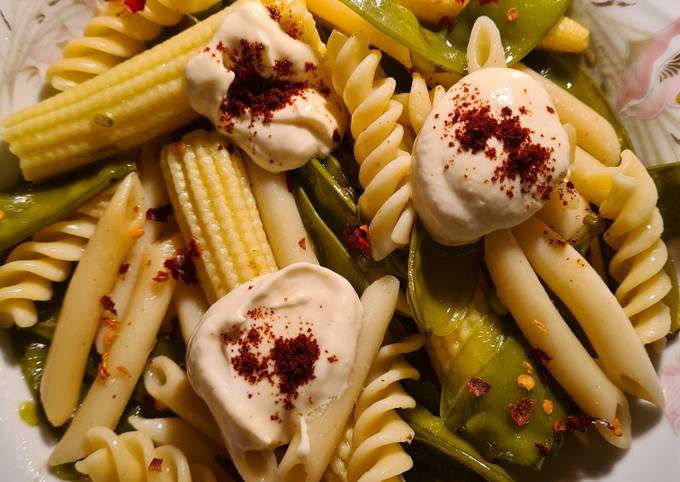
400,406 -> 515,482
523,51 -> 632,150
408,222 -> 481,337
0,158 -> 136,253
337,0 -> 568,74
649,162 -> 680,239
293,183 -> 370,294
295,157 -> 408,280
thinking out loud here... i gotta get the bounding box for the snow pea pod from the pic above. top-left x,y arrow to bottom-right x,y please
408,223 -> 568,468
400,406 -> 515,482
0,158 -> 136,253
337,0 -> 568,73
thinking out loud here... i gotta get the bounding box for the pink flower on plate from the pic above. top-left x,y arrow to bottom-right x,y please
616,18 -> 680,120
660,353 -> 680,434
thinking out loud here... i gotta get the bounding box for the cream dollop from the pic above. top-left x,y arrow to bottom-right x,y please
184,0 -> 345,172
186,262 -> 362,453
411,67 -> 570,246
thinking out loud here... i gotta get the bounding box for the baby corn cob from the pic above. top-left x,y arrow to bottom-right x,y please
161,130 -> 277,302
1,7 -> 231,182
539,16 -> 590,53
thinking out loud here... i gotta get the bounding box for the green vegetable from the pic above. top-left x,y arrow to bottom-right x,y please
649,162 -> 680,240
523,51 -> 632,150
400,406 -> 515,482
294,184 -> 369,294
404,441 -> 486,482
338,0 -> 568,74
0,158 -> 136,252
408,222 -> 481,337
408,225 -> 568,468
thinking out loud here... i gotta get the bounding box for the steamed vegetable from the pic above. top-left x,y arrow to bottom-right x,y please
161,130 -> 277,302
0,159 -> 135,253
409,223 -> 568,468
336,0 -> 568,73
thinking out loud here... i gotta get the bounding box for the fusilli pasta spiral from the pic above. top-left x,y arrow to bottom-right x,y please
325,30 -> 443,261
75,426 -> 217,482
325,335 -> 425,482
571,148 -> 672,343
0,191 -> 111,328
47,0 -> 219,91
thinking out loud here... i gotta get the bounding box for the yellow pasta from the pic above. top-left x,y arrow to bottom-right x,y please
49,236 -> 179,465
47,0 -> 220,91
326,335 -> 424,482
571,148 -> 672,343
326,31 -> 439,260
512,217 -> 664,407
0,190 -> 112,328
40,173 -> 145,428
75,426 -> 216,482
144,356 -> 222,445
466,15 -> 506,72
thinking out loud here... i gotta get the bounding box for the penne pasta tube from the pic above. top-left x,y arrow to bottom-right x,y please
174,283 -> 209,344
516,64 -> 621,166
276,275 -> 399,482
144,356 -> 223,445
512,217 -> 664,407
245,160 -> 319,267
48,236 -> 179,465
95,143 -> 169,353
466,16 -> 506,72
40,172 -> 145,427
485,229 -> 631,448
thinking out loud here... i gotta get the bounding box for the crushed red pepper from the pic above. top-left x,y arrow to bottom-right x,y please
344,224 -> 371,258
509,397 -> 536,426
148,458 -> 163,472
121,0 -> 146,14
446,85 -> 557,200
535,443 -> 550,456
118,263 -> 130,275
467,377 -> 491,397
100,295 -> 117,315
223,307 -> 324,411
146,204 -> 173,222
164,250 -> 198,285
219,40 -> 308,131
153,271 -> 170,283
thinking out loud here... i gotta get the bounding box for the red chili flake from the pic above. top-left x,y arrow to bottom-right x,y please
145,203 -> 172,222
100,295 -> 117,315
327,354 -> 338,363
266,5 -> 281,21
148,458 -> 163,472
122,0 -> 146,13
274,58 -> 294,77
116,366 -> 132,377
467,377 -> 491,397
271,333 -> 320,410
509,397 -> 536,427
535,443 -> 550,456
477,0 -> 499,4
343,224 -> 371,258
553,418 -> 567,433
188,236 -> 202,257
164,251 -> 198,285
546,106 -> 555,114
118,263 -> 130,275
530,348 -> 552,366
103,318 -> 119,329
97,352 -> 111,380
298,238 -> 307,250
153,271 -> 170,283
219,40 -> 307,131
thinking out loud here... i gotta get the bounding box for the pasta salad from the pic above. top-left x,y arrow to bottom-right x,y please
0,0 -> 678,481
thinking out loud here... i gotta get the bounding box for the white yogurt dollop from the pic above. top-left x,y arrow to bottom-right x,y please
186,262 -> 362,453
411,67 -> 570,246
184,0 -> 345,172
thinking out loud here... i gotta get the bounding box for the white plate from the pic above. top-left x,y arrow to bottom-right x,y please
0,0 -> 679,480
